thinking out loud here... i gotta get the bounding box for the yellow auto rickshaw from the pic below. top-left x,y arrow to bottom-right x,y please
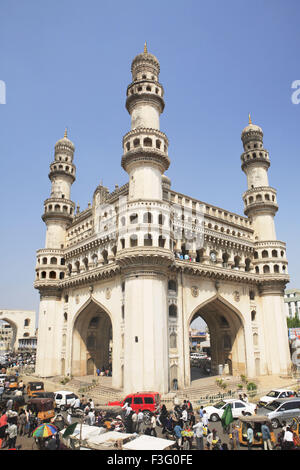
26,381 -> 45,398
6,375 -> 19,391
27,398 -> 55,422
237,415 -> 276,447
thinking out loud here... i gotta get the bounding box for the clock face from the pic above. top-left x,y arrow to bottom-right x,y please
210,252 -> 217,262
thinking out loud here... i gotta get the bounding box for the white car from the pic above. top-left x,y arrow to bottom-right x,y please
203,399 -> 256,422
54,390 -> 79,410
258,389 -> 298,407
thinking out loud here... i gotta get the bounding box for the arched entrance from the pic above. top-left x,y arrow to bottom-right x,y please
0,319 -> 17,352
188,295 -> 246,384
72,299 -> 113,377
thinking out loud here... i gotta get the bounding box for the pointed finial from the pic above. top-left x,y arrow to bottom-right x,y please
248,113 -> 252,125
144,41 -> 148,54
64,127 -> 68,138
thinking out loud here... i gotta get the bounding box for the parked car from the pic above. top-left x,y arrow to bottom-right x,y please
256,397 -> 300,428
258,389 -> 298,407
203,399 -> 256,422
107,392 -> 161,418
54,391 -> 78,410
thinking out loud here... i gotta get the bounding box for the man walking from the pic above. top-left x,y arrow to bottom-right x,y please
193,418 -> 204,450
261,421 -> 272,450
136,409 -> 144,434
247,424 -> 254,450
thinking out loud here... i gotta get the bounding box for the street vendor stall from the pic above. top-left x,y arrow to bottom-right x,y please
60,425 -> 134,450
123,435 -> 176,450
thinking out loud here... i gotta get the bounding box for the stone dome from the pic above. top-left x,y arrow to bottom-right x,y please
55,130 -> 75,152
131,44 -> 160,75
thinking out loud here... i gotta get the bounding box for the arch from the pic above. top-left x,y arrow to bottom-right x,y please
71,298 -> 113,378
263,265 -> 270,273
188,294 -> 246,380
143,212 -> 152,223
262,250 -> 269,258
168,280 -> 177,292
130,234 -> 138,247
144,233 -> 152,246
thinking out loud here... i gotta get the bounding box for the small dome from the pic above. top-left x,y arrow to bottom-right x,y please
131,43 -> 160,75
55,129 -> 75,152
241,123 -> 263,136
162,174 -> 171,187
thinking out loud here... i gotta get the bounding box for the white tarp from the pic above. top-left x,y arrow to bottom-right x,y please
123,435 -> 175,450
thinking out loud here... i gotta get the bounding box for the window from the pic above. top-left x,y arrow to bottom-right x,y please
169,305 -> 177,318
133,397 -> 143,404
144,397 -> 154,404
235,402 -> 246,409
143,212 -> 152,223
124,397 -> 132,405
168,280 -> 177,291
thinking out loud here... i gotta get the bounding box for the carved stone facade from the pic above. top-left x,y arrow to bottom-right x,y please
34,46 -> 291,394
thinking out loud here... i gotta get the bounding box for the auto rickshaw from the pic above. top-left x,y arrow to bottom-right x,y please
236,415 -> 276,447
27,398 -> 55,423
10,395 -> 26,412
26,381 -> 45,398
5,375 -> 19,392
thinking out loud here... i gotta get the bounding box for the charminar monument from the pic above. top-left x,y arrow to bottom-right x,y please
34,44 -> 292,394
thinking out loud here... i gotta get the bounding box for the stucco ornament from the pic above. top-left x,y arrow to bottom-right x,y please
106,287 -> 112,300
191,286 -> 199,298
234,291 -> 240,302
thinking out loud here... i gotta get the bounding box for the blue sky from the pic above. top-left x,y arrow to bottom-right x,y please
1,0 -> 300,319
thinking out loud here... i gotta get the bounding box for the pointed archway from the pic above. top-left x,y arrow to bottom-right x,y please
188,295 -> 246,384
72,298 -> 113,377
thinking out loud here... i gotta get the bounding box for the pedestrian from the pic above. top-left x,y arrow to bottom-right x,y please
243,393 -> 249,403
181,407 -> 188,429
136,409 -> 144,434
189,410 -> 196,426
0,410 -> 8,448
261,421 -> 272,450
193,418 -> 204,450
67,408 -> 72,425
96,368 -> 100,377
80,395 -> 88,410
159,405 -> 168,434
131,411 -> 138,433
17,409 -> 27,436
88,398 -> 94,410
283,426 -> 295,450
206,428 -> 213,450
198,406 -> 204,419
88,408 -> 95,426
150,413 -> 157,437
6,398 -> 13,411
247,424 -> 254,450
231,424 -> 240,450
0,385 -> 4,402
5,418 -> 17,449
173,422 -> 183,449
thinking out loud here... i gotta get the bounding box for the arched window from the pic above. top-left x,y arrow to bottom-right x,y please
67,264 -> 72,275
262,250 -> 268,258
255,266 -> 259,274
254,251 -> 259,259
274,264 -> 280,273
249,290 -> 255,300
272,250 -> 278,257
222,252 -> 229,267
133,138 -> 140,148
60,258 -> 65,265
102,250 -> 108,264
75,261 -> 80,273
59,272 -> 65,279
263,265 -> 270,274
253,333 -> 259,346
143,137 -> 152,147
251,310 -> 256,322
144,233 -> 152,246
245,258 -> 251,272
49,271 -> 56,279
41,271 -> 46,279
130,235 -> 138,247
156,140 -> 161,149
169,305 -> 177,318
120,238 -> 125,249
24,319 -> 30,327
256,194 -> 262,201
158,213 -> 164,225
50,257 -> 57,264
168,280 -> 177,292
83,257 -> 89,270
233,256 -> 240,269
158,236 -> 166,248
143,212 -> 152,223
42,257 -> 47,264
130,213 -> 138,224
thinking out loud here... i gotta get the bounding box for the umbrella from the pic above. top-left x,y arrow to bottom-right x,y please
32,423 -> 58,438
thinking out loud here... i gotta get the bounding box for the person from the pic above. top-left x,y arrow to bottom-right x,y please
131,411 -> 138,433
67,408 -> 72,426
5,418 -> 17,449
189,410 -> 196,426
202,410 -> 208,428
17,409 -> 27,436
14,388 -> 22,397
72,396 -> 81,410
80,395 -> 88,410
150,413 -> 157,437
0,385 -> 4,402
261,421 -> 272,450
247,424 -> 254,450
231,424 -> 240,450
243,393 -> 249,403
124,410 -> 133,433
18,380 -> 24,390
193,418 -> 204,450
181,407 -> 188,429
136,409 -> 144,434
45,435 -> 57,450
88,408 -> 95,426
206,429 -> 213,450
283,426 -> 295,450
0,410 -> 8,448
198,406 -> 204,418
187,400 -> 193,411
96,368 -> 100,377
6,398 -> 13,411
88,398 -> 94,410
173,422 -> 183,449
159,405 -> 168,434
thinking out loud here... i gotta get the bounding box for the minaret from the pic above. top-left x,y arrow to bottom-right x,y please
241,116 -> 278,241
42,130 -> 76,248
121,43 -> 170,201
241,116 -> 291,377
